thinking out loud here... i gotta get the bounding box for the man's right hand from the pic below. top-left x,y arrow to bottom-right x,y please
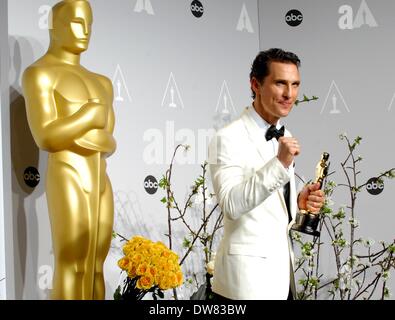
277,137 -> 300,168
81,101 -> 107,129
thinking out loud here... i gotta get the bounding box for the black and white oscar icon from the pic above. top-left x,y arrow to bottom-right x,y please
169,86 -> 177,108
292,152 -> 330,237
222,95 -> 230,115
115,79 -> 124,102
330,94 -> 340,114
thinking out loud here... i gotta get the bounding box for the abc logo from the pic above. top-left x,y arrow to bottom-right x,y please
24,167 -> 40,188
144,175 -> 158,195
191,0 -> 204,18
285,9 -> 303,27
366,178 -> 384,195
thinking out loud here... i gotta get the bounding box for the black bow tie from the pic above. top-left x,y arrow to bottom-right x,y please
265,125 -> 285,141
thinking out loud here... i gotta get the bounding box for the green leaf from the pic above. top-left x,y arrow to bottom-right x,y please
332,238 -> 347,248
384,287 -> 390,298
321,205 -> 332,216
332,208 -> 346,220
308,277 -> 320,288
159,176 -> 169,189
183,237 -> 191,248
387,244 -> 395,254
160,197 -> 167,204
295,94 -> 319,106
113,285 -> 122,300
354,136 -> 362,145
194,176 -> 205,188
333,279 -> 340,290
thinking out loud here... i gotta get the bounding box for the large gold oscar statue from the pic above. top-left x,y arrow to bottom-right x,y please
22,0 -> 116,300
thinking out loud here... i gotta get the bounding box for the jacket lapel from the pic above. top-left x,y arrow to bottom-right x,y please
240,107 -> 270,163
240,107 -> 289,220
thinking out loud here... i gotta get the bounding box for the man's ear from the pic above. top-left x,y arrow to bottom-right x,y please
251,77 -> 260,97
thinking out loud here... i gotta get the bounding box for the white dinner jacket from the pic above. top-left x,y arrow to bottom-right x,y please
208,107 -> 297,300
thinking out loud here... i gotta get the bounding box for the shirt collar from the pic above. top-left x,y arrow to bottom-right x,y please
249,104 -> 282,131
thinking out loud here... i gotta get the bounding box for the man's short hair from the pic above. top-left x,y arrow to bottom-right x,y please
250,48 -> 301,99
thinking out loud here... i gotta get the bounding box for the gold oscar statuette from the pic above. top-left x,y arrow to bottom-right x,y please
22,0 -> 116,299
291,152 -> 330,237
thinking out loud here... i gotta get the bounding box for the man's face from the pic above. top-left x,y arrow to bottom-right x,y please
52,1 -> 93,54
251,61 -> 300,125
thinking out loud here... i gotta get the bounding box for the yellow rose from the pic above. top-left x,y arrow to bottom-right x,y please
137,274 -> 155,290
151,247 -> 162,258
131,236 -> 146,244
155,271 -> 164,286
136,262 -> 149,276
139,243 -> 150,254
158,276 -> 171,290
162,250 -> 170,259
169,252 -> 179,261
147,266 -> 158,278
127,265 -> 137,279
117,257 -> 129,271
162,261 -> 173,272
155,241 -> 167,249
131,253 -> 143,265
167,271 -> 178,287
122,244 -> 132,256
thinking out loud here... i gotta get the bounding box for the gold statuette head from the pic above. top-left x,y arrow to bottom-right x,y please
315,152 -> 330,185
49,0 -> 93,54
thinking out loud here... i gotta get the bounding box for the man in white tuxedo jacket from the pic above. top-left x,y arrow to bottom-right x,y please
208,49 -> 325,300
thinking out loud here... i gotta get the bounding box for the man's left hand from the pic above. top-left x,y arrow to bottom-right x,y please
298,183 -> 325,214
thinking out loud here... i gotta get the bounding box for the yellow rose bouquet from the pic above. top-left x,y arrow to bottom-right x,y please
114,236 -> 183,300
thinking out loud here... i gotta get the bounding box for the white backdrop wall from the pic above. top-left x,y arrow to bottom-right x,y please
6,0 -> 259,299
0,0 -> 7,300
259,0 -> 395,299
1,0 -> 14,300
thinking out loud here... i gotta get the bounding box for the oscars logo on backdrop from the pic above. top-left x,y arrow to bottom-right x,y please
134,0 -> 155,15
38,5 -> 52,30
115,81 -> 124,102
237,3 -> 254,33
338,0 -> 378,30
388,93 -> 395,112
330,95 -> 340,114
213,80 -> 236,130
112,64 -> 132,103
321,80 -> 350,115
162,72 -> 185,109
215,81 -> 235,116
